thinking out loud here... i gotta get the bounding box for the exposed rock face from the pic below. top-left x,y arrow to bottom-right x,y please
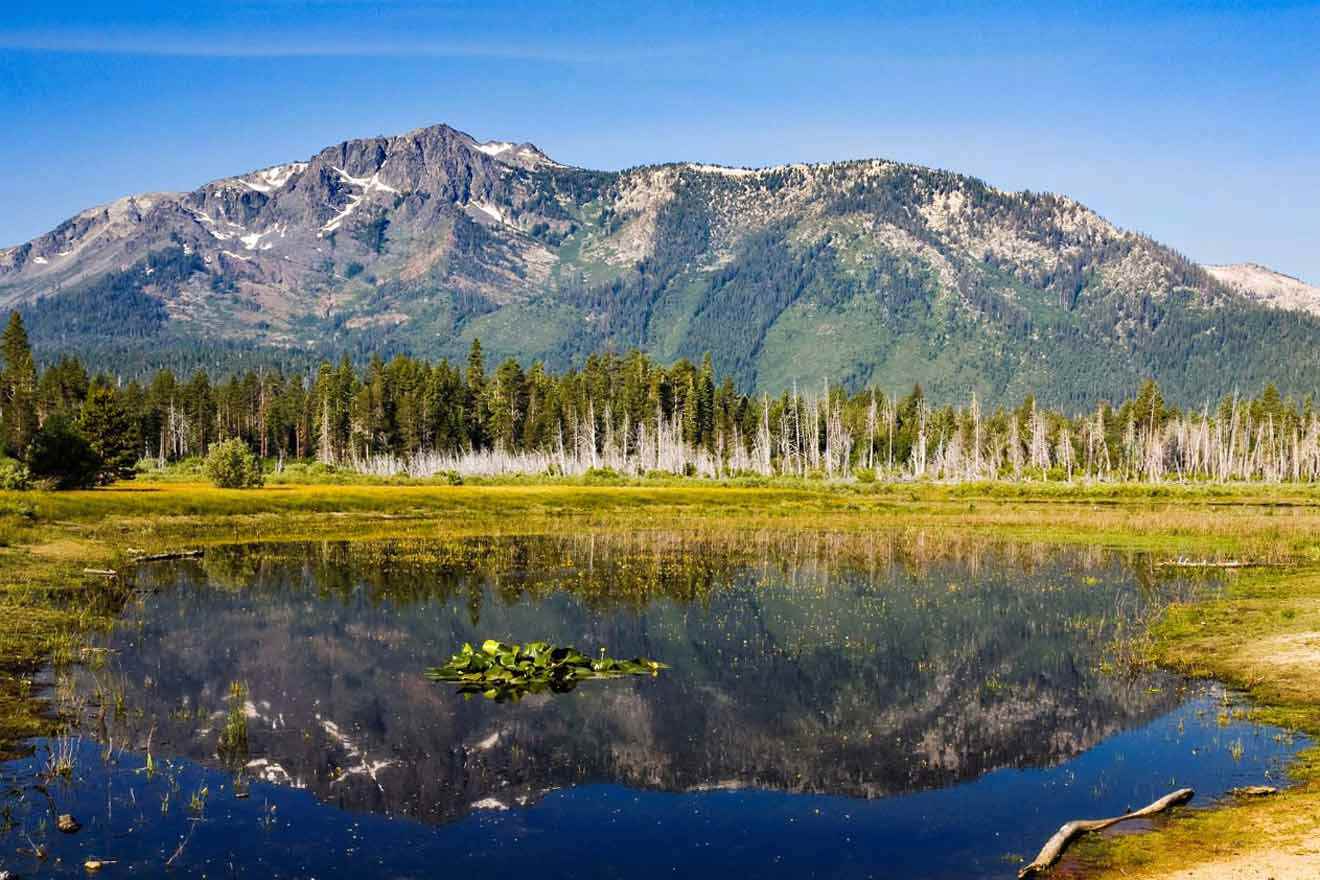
1205,263 -> 1320,317
0,125 -> 562,337
3,121 -> 1319,403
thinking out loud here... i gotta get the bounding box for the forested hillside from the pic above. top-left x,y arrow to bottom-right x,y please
4,123 -> 1319,407
0,311 -> 1314,488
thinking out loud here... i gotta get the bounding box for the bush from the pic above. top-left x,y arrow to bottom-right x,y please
0,458 -> 31,490
583,466 -> 624,484
0,498 -> 35,519
852,467 -> 876,484
27,416 -> 103,489
204,439 -> 264,489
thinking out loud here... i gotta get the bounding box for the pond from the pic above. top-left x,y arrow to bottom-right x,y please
0,531 -> 1306,878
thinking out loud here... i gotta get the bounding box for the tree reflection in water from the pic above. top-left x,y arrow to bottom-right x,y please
66,530 -> 1202,825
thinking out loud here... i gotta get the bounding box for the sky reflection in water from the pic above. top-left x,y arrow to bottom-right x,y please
0,532 -> 1305,878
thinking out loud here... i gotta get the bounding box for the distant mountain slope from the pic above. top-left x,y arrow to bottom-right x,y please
3,122 -> 1319,406
1204,263 -> 1320,317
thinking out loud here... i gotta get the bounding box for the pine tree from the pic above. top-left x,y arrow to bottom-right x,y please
697,353 -> 716,451
79,384 -> 136,480
489,358 -> 527,450
1,312 -> 38,457
465,339 -> 488,448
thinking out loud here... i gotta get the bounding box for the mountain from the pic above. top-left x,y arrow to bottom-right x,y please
4,122 -> 1320,406
1204,263 -> 1320,317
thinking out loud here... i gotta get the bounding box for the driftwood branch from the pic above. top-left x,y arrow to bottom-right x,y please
129,550 -> 203,563
1156,558 -> 1256,569
1018,788 -> 1193,878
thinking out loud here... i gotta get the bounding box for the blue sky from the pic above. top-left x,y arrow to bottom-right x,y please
2,1 -> 1317,281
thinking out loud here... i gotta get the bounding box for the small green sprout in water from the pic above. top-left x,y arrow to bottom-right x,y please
44,733 -> 79,779
218,681 -> 251,768
188,785 -> 209,815
1229,739 -> 1246,762
426,639 -> 668,702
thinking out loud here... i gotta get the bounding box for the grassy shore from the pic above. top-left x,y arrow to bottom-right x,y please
1074,568 -> 1320,878
2,478 -> 1320,872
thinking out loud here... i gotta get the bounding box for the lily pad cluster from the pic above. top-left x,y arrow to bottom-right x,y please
426,640 -> 668,702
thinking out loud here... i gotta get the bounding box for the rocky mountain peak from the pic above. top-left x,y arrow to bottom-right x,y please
4,121 -> 1320,407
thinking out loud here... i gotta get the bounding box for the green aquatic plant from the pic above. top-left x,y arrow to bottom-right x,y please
188,785 -> 209,816
217,681 -> 250,768
426,640 -> 667,702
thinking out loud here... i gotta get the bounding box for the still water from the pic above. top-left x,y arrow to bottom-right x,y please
0,532 -> 1306,878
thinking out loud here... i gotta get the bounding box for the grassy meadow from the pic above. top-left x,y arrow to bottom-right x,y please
1,477 -> 1319,874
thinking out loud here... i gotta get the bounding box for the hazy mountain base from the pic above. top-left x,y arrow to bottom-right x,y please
5,124 -> 1320,406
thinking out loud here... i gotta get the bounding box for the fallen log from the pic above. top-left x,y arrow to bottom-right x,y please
129,550 -> 203,563
1155,559 -> 1256,569
1229,785 -> 1277,798
1018,788 -> 1194,878
82,568 -> 118,577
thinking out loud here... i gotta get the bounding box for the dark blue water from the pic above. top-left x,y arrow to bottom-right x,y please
0,534 -> 1306,878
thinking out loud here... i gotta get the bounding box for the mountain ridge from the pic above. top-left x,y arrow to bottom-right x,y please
1204,262 -> 1320,317
3,122 -> 1319,407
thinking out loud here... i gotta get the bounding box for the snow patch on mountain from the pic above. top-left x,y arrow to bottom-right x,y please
240,226 -> 282,251
471,200 -> 506,224
475,141 -> 515,157
331,166 -> 399,195
472,139 -> 564,168
321,197 -> 362,234
189,208 -> 236,241
685,163 -> 762,178
241,162 -> 308,193
319,168 -> 398,235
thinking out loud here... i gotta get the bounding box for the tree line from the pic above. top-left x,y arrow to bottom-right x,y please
1,310 -> 1317,487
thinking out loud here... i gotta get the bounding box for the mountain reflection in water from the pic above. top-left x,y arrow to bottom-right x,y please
64,531 -> 1201,826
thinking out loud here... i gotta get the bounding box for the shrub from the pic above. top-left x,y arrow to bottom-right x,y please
584,466 -> 624,484
204,439 -> 264,489
27,416 -> 103,489
853,467 -> 876,484
0,498 -> 35,519
0,458 -> 31,490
